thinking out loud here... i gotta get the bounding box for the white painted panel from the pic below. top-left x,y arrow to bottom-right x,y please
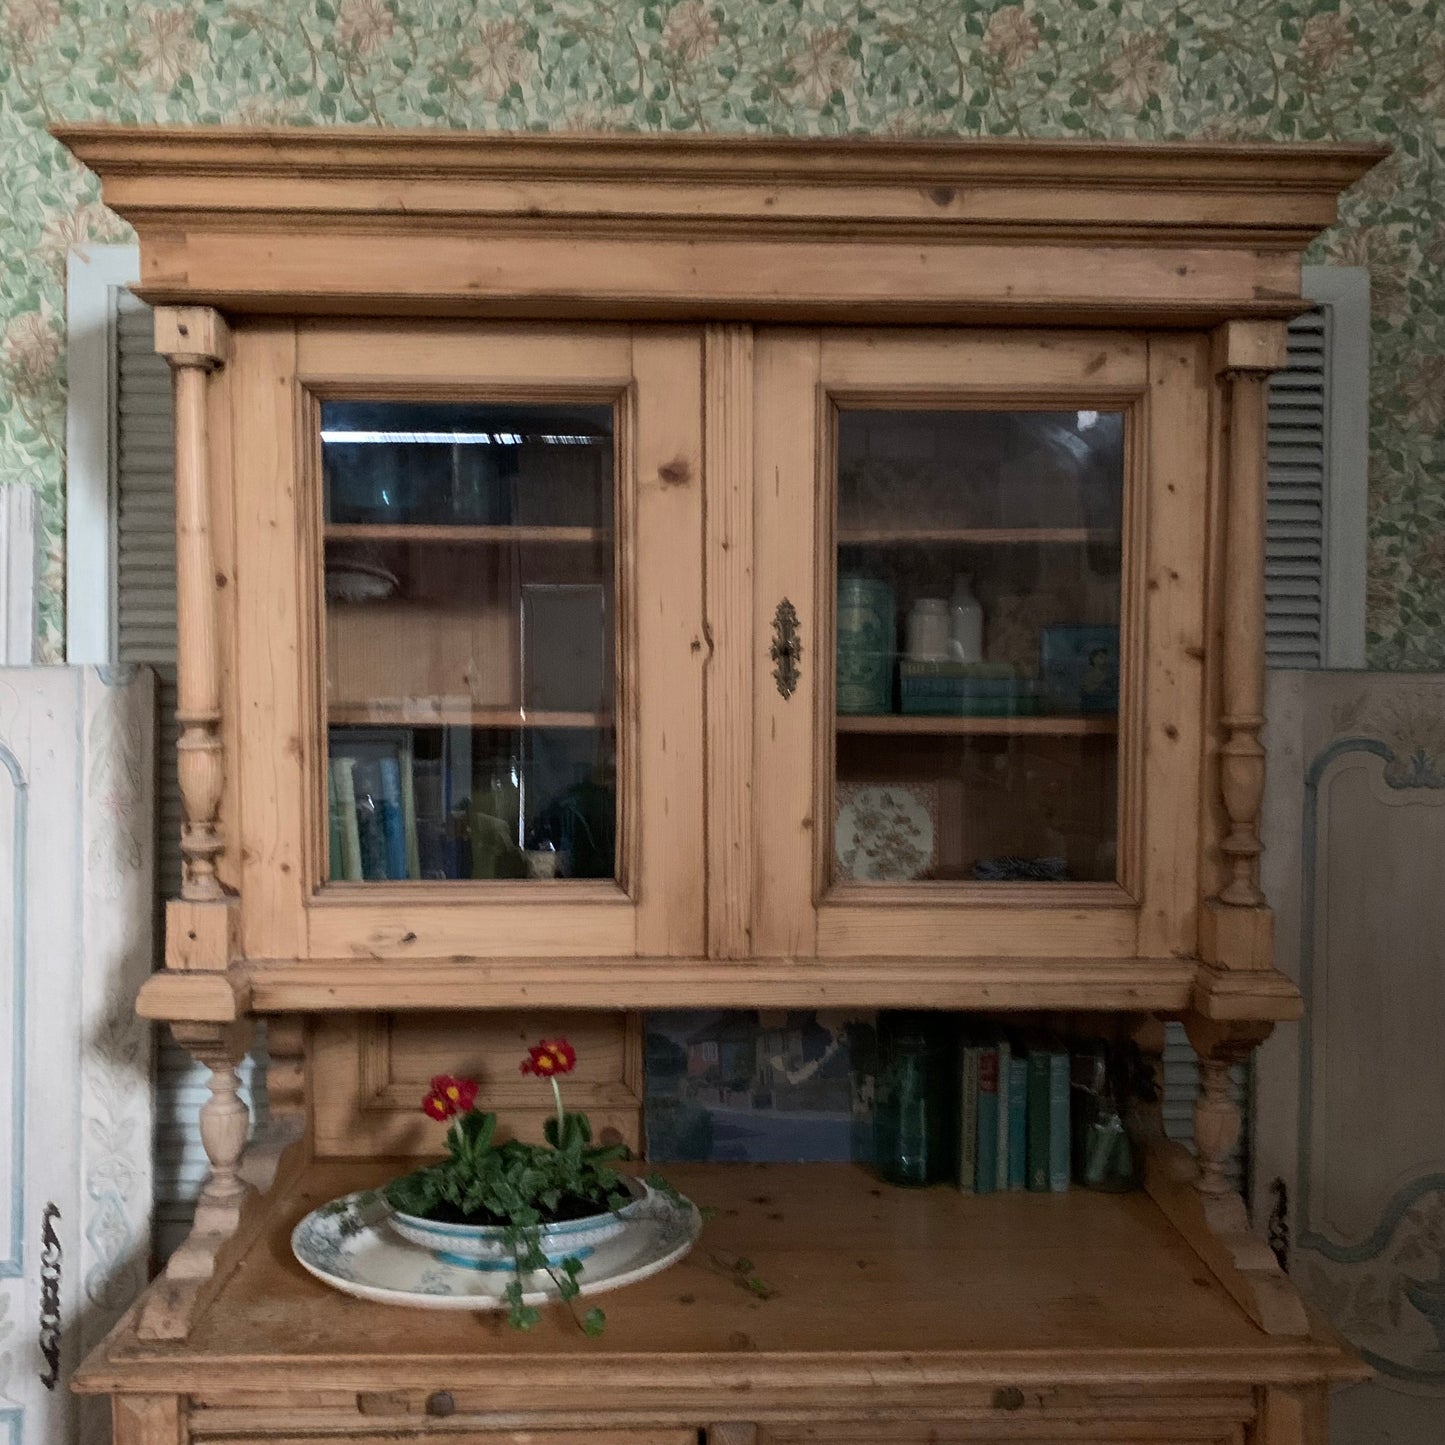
1258,671 -> 1445,1444
0,691 -> 22,1282
0,667 -> 155,1445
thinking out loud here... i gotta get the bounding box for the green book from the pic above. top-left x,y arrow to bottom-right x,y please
1026,1050 -> 1052,1192
329,756 -> 363,882
1049,1051 -> 1072,1193
327,764 -> 344,881
975,1045 -> 999,1195
1006,1055 -> 1028,1190
995,1039 -> 1012,1192
400,732 -> 420,880
958,1042 -> 980,1194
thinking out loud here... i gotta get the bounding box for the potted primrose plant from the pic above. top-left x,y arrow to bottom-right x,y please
383,1038 -> 647,1333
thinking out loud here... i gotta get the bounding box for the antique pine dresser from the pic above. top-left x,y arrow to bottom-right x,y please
53,124 -> 1383,1445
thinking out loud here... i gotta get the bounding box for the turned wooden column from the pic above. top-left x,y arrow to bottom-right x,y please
155,307 -> 230,903
1184,1016 -> 1270,1199
1211,320 -> 1285,911
171,1020 -> 254,1211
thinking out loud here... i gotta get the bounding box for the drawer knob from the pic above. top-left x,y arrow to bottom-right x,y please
992,1386 -> 1025,1412
426,1391 -> 456,1417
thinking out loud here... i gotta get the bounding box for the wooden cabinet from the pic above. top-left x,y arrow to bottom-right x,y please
54,125 -> 1384,1445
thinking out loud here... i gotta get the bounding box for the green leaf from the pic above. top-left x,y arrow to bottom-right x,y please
583,1307 -> 606,1336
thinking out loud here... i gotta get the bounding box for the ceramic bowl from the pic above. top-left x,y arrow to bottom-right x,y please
388,1176 -> 646,1271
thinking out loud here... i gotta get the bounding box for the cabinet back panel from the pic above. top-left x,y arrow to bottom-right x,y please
310,1011 -> 643,1157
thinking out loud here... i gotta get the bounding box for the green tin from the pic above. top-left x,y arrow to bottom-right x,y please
836,575 -> 895,715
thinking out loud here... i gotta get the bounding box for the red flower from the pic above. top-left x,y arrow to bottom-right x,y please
421,1074 -> 478,1120
520,1038 -> 577,1077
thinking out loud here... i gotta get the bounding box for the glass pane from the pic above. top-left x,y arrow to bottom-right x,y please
322,399 -> 616,883
833,408 -> 1123,886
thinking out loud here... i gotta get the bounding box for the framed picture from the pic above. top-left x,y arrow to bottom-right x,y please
645,1010 -> 878,1164
521,582 -> 609,713
1040,624 -> 1120,715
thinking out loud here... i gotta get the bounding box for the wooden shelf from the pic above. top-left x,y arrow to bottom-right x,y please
329,703 -> 610,729
838,526 -> 1117,545
325,523 -> 608,545
838,713 -> 1117,736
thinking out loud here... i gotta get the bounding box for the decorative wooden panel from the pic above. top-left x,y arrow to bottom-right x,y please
1257,671 -> 1445,1439
0,667 -> 155,1445
310,1011 -> 644,1157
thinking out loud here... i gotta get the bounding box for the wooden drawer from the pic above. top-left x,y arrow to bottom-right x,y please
201,1434 -> 697,1445
756,1432 -> 1244,1445
747,1397 -> 1252,1445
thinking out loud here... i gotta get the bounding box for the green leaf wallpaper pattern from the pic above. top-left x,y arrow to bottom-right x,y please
1,0 -> 1441,663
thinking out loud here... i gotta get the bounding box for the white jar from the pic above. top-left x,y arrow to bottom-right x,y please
905,598 -> 953,661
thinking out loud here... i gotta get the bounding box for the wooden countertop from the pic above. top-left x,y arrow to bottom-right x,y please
80,1161 -> 1361,1408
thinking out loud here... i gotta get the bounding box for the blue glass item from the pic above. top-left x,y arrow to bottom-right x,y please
836,576 -> 895,715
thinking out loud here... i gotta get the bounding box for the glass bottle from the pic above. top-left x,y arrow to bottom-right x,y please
873,1012 -> 954,1186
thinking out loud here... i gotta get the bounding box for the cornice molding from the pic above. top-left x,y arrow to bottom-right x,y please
53,125 -> 1386,246
51,124 -> 1387,320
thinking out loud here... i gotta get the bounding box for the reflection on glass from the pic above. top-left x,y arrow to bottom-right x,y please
833,409 -> 1124,886
322,400 -> 616,884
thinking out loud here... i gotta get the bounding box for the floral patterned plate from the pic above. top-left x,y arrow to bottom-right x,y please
291,1182 -> 701,1311
835,783 -> 939,882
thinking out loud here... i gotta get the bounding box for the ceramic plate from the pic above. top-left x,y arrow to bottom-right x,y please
835,783 -> 938,882
291,1182 -> 701,1311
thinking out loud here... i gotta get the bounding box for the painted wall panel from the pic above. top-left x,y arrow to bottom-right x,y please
0,667 -> 154,1445
1258,670 -> 1445,1444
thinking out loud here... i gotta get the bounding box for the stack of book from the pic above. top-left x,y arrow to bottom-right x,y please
328,732 -> 424,882
957,1033 -> 1075,1195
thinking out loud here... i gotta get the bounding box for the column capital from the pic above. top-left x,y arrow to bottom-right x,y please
155,305 -> 230,370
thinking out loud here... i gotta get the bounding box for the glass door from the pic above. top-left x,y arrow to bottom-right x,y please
752,329 -> 1210,963
229,322 -> 707,962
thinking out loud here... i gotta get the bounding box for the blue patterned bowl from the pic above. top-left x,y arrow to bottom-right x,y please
388,1177 -> 646,1271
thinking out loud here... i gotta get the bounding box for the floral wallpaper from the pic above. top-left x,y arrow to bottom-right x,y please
0,0 -> 1441,663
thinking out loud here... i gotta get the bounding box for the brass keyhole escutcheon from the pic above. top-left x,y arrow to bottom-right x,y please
770,598 -> 802,700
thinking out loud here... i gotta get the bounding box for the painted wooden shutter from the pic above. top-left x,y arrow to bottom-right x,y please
1265,306 -> 1330,668
114,295 -> 267,1259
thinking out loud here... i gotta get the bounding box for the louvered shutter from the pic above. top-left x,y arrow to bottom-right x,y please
113,295 -> 267,1261
1266,307 -> 1330,668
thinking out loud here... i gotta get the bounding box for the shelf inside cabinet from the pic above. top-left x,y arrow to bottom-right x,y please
837,527 -> 1117,546
836,714 -> 1117,737
329,702 -> 610,729
325,523 -> 610,545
